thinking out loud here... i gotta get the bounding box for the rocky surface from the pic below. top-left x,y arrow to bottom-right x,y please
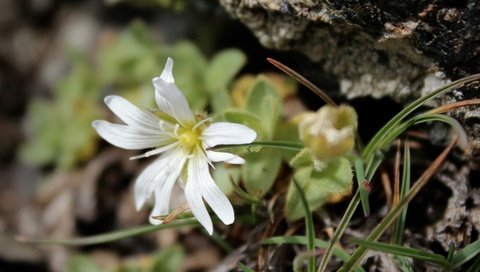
219,0 -> 480,158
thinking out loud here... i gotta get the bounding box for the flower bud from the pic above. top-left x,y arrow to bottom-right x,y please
299,105 -> 358,162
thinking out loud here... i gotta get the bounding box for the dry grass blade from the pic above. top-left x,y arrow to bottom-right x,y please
266,58 -> 337,106
427,99 -> 480,114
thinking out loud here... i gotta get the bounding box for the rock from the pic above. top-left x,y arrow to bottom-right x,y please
219,0 -> 480,159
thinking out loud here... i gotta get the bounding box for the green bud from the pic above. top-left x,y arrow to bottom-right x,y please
299,105 -> 358,162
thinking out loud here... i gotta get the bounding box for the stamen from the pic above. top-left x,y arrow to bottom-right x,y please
129,142 -> 179,160
173,124 -> 180,137
158,120 -> 166,131
192,117 -> 212,131
197,146 -> 215,169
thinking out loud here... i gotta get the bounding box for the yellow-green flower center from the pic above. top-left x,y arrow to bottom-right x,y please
179,129 -> 201,149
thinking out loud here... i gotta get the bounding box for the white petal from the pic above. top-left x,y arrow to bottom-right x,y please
206,150 -> 245,164
148,188 -> 164,225
149,149 -> 187,215
185,171 -> 213,235
92,120 -> 173,150
130,142 -> 179,160
153,59 -> 195,126
134,155 -> 170,210
160,57 -> 174,84
202,122 -> 257,148
134,148 -> 187,213
190,156 -> 235,226
104,95 -> 160,132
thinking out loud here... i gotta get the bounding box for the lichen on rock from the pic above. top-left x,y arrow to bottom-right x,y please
219,0 -> 480,158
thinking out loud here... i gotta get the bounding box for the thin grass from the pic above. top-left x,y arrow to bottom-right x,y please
16,218 -> 199,246
350,238 -> 451,268
392,140 -> 410,245
353,157 -> 370,216
214,141 -> 303,151
292,179 -> 316,272
339,137 -> 457,271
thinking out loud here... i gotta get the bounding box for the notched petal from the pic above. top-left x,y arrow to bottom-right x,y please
185,179 -> 213,235
152,58 -> 194,125
202,122 -> 257,148
104,95 -> 159,131
160,57 -> 174,84
92,120 -> 167,150
206,150 -> 245,164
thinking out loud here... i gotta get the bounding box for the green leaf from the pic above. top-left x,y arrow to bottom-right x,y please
242,149 -> 282,196
205,49 -> 246,92
289,148 -> 313,169
275,120 -> 301,161
223,109 -> 266,141
245,76 -> 283,140
211,87 -> 232,113
211,163 -> 241,196
286,158 -> 353,221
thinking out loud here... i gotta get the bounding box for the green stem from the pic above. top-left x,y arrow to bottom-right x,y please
16,218 -> 199,246
213,141 -> 303,151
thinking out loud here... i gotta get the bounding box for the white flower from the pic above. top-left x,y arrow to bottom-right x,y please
92,58 -> 256,234
299,105 -> 357,162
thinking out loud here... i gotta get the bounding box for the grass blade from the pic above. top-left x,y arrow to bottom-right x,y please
16,218 -> 199,246
238,262 -> 255,272
318,191 -> 361,272
465,253 -> 480,272
393,140 -> 411,244
353,157 -> 370,216
261,236 -> 365,272
350,238 -> 451,268
363,74 -> 480,162
293,179 -> 316,272
266,58 -> 337,107
452,239 -> 480,268
339,138 -> 457,271
214,141 -> 303,151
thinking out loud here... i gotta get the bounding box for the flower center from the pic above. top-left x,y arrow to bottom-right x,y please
179,129 -> 200,149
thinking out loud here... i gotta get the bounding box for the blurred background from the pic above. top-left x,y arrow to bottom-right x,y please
3,1 -> 479,271
0,1 -> 297,271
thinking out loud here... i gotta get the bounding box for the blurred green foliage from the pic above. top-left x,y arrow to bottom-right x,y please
67,245 -> 185,272
19,52 -> 101,169
20,21 -> 246,170
19,18 -> 350,225
68,254 -> 102,272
